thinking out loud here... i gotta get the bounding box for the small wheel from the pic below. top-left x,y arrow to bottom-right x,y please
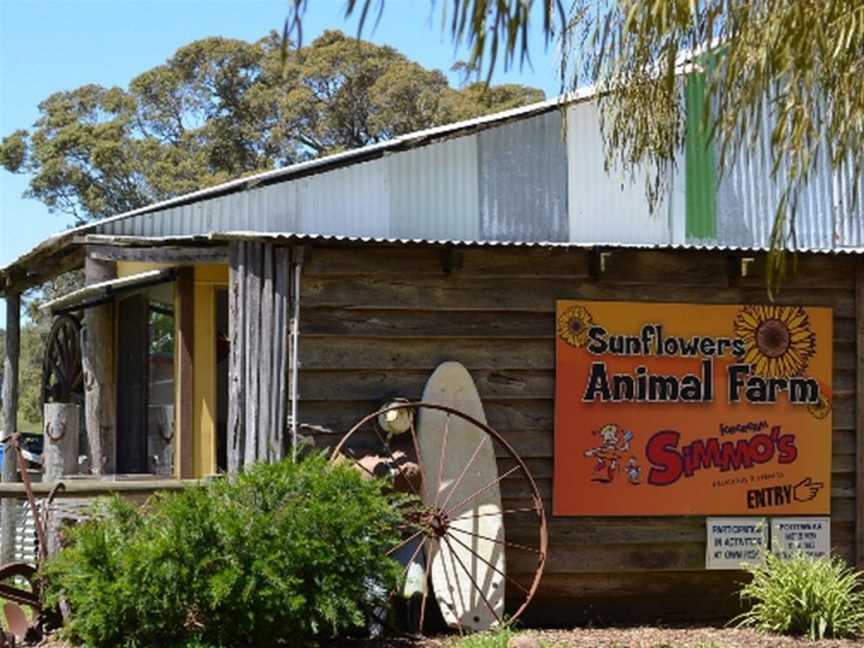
0,562 -> 41,610
330,402 -> 547,635
41,314 -> 84,406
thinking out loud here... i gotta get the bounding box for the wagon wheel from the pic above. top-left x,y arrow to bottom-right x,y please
330,402 -> 547,635
41,314 -> 84,406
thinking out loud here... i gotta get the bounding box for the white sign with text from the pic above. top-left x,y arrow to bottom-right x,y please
706,517 -> 767,570
771,517 -> 831,559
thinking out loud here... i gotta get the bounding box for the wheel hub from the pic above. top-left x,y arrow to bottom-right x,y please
420,507 -> 449,537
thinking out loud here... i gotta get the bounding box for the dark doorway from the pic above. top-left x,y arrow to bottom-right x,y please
116,294 -> 148,473
216,288 -> 229,472
116,285 -> 176,474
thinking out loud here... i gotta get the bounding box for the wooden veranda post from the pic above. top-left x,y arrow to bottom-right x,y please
83,256 -> 117,474
856,264 -> 864,569
227,242 -> 291,471
1,292 -> 20,563
176,267 -> 195,479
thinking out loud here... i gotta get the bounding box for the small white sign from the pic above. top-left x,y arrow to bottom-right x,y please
771,517 -> 831,559
706,517 -> 767,570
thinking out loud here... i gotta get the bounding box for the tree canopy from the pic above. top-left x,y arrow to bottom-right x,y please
1,30 -> 543,224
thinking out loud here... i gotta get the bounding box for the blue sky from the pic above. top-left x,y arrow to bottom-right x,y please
0,0 -> 561,322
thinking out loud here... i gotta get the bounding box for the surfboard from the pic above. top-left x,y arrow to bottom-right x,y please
418,361 -> 505,631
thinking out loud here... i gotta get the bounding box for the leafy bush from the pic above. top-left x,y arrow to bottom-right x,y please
43,454 -> 404,647
735,551 -> 864,640
449,628 -> 515,648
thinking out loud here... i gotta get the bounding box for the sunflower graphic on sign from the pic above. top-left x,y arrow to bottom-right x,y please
733,305 -> 816,378
557,304 -> 596,347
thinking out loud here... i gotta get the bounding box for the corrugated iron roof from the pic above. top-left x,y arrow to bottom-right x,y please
85,231 -> 864,256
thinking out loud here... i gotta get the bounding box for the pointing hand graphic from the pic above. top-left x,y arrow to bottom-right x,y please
793,477 -> 823,502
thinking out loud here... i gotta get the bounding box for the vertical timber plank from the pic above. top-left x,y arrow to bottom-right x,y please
227,243 -> 245,473
259,245 -> 274,462
245,243 -> 262,467
1,292 -> 20,563
176,267 -> 195,479
856,263 -> 864,569
83,256 -> 117,474
273,247 -> 290,460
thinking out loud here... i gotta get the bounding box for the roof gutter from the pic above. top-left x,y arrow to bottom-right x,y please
41,268 -> 177,315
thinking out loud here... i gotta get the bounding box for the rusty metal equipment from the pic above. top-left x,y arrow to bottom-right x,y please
41,314 -> 84,407
0,434 -> 63,645
329,402 -> 548,635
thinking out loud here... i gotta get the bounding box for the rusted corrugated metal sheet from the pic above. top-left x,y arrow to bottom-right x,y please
478,110 -> 568,241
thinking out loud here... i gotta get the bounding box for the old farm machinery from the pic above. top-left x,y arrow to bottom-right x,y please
0,435 -> 63,646
330,395 -> 548,635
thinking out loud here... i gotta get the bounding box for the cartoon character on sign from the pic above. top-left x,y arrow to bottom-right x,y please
584,424 -> 640,484
626,457 -> 641,485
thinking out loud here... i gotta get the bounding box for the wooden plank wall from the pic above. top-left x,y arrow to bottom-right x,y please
227,242 -> 291,471
296,244 -> 859,626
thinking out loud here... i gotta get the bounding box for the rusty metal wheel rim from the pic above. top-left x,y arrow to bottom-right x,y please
41,314 -> 84,407
0,562 -> 41,610
329,401 -> 548,635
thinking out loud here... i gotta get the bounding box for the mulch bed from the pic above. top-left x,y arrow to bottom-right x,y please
353,627 -> 863,648
500,627 -> 863,647
35,627 -> 864,647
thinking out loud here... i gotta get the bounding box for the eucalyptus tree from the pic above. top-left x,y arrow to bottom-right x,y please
1,30 -> 542,224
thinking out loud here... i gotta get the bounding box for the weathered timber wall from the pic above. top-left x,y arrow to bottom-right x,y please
296,244 -> 859,625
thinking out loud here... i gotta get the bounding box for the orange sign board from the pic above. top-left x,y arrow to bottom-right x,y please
553,301 -> 833,516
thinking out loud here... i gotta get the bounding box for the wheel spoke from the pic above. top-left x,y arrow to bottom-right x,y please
442,535 -> 502,626
341,448 -> 379,481
433,413 -> 451,508
444,465 -> 521,519
407,415 -> 428,500
448,524 -> 542,555
438,437 -> 487,512
446,529 -> 530,595
390,535 -> 426,599
454,506 -> 540,521
386,528 -> 426,556
417,537 -> 434,634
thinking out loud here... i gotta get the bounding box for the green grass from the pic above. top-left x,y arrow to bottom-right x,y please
446,628 -> 564,648
447,635 -> 727,648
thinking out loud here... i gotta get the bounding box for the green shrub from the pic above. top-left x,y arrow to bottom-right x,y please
735,551 -> 864,640
43,454 -> 404,647
449,627 -> 515,648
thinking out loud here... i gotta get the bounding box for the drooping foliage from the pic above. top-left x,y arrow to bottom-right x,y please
297,1 -> 864,289
1,30 -> 543,224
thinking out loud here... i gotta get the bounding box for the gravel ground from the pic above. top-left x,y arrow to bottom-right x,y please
34,627 -> 864,647
492,627 -> 864,648
349,627 -> 864,648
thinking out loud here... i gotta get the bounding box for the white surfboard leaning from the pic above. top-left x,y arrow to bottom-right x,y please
418,361 -> 506,631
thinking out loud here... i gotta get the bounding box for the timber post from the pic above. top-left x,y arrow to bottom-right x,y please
83,255 -> 117,474
1,292 -> 20,563
43,403 -> 80,481
856,264 -> 864,570
176,267 -> 195,478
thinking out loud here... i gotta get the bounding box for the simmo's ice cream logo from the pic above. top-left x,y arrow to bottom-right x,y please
645,426 -> 797,486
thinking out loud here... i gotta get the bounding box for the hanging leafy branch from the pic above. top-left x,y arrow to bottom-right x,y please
290,1 -> 864,291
